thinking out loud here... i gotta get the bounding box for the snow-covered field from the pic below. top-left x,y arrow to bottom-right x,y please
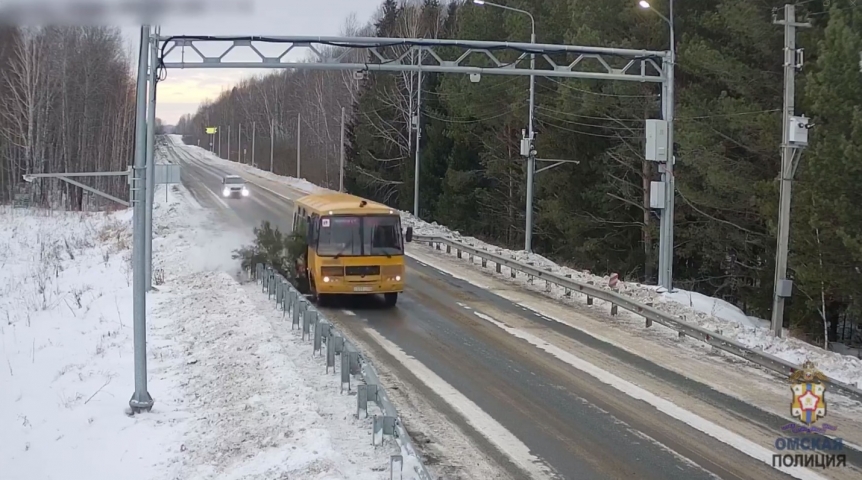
177,136 -> 862,390
0,183 -> 400,479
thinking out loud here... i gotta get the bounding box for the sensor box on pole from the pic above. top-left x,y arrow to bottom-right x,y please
645,119 -> 669,162
788,115 -> 809,146
650,181 -> 666,209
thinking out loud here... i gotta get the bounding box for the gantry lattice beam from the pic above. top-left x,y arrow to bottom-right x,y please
157,35 -> 668,83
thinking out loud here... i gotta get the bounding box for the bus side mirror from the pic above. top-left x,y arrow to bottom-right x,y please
405,227 -> 413,243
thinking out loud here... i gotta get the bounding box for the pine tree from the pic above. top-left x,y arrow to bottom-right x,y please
792,3 -> 862,341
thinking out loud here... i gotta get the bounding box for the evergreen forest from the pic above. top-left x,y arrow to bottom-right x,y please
176,0 -> 862,349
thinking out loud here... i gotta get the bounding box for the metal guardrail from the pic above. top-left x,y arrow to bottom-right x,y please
251,263 -> 432,480
413,235 -> 862,402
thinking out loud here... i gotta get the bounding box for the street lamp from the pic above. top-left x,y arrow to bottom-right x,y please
639,0 -> 677,292
473,0 -> 538,253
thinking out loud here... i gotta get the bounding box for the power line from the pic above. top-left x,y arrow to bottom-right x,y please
544,77 -> 659,98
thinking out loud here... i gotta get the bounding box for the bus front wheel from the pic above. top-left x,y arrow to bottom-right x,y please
383,293 -> 398,308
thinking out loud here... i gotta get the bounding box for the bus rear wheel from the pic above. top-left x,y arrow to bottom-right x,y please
383,293 -> 398,308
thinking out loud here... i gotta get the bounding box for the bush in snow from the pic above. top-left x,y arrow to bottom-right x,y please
233,220 -> 306,284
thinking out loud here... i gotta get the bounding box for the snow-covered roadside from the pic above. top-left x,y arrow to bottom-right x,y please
0,194 -> 183,480
1,182 -> 400,479
181,140 -> 862,390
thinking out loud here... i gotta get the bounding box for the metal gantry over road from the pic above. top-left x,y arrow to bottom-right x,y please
155,31 -> 678,270
121,27 -> 675,412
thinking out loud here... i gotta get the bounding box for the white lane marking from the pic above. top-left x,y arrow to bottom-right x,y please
245,179 -> 303,203
411,248 -> 862,454
409,249 -> 674,365
405,250 -> 494,290
202,184 -> 231,209
362,327 -> 554,480
469,310 -> 830,480
342,310 -> 357,317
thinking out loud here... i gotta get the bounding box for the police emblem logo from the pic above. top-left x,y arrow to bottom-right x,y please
789,360 -> 828,426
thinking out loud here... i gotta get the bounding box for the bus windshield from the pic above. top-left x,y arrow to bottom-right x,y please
316,215 -> 403,257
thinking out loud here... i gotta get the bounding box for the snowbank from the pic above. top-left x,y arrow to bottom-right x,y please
1,181 -> 400,479
0,198 -> 181,480
398,212 -> 862,389
173,135 -> 325,195
180,137 -> 862,390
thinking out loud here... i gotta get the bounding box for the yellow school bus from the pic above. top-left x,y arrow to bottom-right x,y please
291,192 -> 413,307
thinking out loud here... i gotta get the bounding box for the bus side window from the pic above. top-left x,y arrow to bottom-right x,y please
310,215 -> 320,245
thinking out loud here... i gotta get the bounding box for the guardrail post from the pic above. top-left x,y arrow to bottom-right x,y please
349,350 -> 360,374
496,263 -> 501,274
358,384 -> 369,418
366,383 -> 379,406
302,309 -> 313,340
341,350 -> 351,393
292,297 -> 302,329
267,272 -> 274,299
646,317 -> 653,328
373,415 -> 396,446
435,242 -> 440,250
333,335 -> 345,355
481,258 -> 487,268
587,295 -> 593,305
313,319 -> 324,355
326,329 -> 337,373
545,280 -> 551,292
276,279 -> 283,306
446,245 -> 451,254
390,455 -> 404,480
611,304 -> 618,315
456,248 -> 461,259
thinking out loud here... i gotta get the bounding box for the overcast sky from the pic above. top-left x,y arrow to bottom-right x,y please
120,0 -> 385,124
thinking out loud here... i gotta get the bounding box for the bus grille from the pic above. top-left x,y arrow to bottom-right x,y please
345,265 -> 380,277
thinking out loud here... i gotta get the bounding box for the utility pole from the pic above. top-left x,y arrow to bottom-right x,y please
129,25 -> 154,413
524,30 -> 537,252
270,121 -> 274,172
413,48 -> 423,217
144,27 -> 157,291
227,125 -> 231,161
770,4 -> 811,338
296,112 -> 301,178
218,126 -> 222,158
252,121 -> 256,167
340,106 -> 346,192
238,123 -> 242,163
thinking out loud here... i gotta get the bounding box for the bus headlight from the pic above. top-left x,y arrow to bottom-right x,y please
241,187 -> 249,196
222,188 -> 230,197
395,275 -> 401,282
323,276 -> 330,283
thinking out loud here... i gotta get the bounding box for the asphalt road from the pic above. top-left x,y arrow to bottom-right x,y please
170,142 -> 859,480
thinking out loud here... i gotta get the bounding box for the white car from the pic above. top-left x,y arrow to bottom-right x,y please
221,175 -> 249,199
